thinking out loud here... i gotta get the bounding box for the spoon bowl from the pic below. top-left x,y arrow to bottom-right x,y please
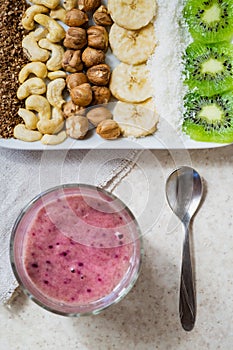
166,166 -> 203,222
166,166 -> 203,331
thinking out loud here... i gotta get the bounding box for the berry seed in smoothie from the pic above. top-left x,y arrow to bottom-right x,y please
11,185 -> 142,315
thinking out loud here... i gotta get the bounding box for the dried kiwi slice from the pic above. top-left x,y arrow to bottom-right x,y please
184,42 -> 233,96
182,92 -> 233,143
184,0 -> 233,43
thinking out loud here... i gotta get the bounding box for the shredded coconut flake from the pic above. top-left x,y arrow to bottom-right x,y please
147,0 -> 192,143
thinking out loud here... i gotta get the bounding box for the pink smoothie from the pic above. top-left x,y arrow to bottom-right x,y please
22,189 -> 137,306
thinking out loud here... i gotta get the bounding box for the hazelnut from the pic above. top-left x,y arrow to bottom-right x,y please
87,26 -> 108,52
64,27 -> 87,50
92,86 -> 111,105
65,9 -> 88,27
87,64 -> 111,86
63,100 -> 86,118
66,115 -> 89,139
96,119 -> 121,140
87,106 -> 112,127
62,50 -> 83,72
78,0 -> 101,12
93,6 -> 113,26
70,83 -> 93,106
82,47 -> 105,68
66,73 -> 88,90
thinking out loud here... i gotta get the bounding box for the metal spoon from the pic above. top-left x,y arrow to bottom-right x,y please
166,166 -> 203,331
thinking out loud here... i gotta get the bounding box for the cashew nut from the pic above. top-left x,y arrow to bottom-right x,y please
14,124 -> 42,142
39,38 -> 64,71
47,78 -> 66,109
37,107 -> 64,134
25,95 -> 51,120
22,5 -> 49,30
30,0 -> 60,10
22,27 -> 50,62
41,131 -> 67,145
18,108 -> 38,130
48,71 -> 67,80
19,62 -> 48,84
63,0 -> 77,11
50,7 -> 67,23
17,78 -> 46,100
34,14 -> 65,43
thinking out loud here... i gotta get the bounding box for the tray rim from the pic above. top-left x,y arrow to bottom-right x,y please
0,133 -> 231,151
1,0 -> 231,152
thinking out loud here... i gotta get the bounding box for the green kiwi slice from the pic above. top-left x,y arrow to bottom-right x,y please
184,0 -> 233,43
182,91 -> 233,143
184,41 -> 233,96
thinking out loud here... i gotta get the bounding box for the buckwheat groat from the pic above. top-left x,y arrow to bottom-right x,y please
0,0 -> 29,138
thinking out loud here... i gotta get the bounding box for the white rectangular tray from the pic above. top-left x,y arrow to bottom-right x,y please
0,131 -> 229,150
0,0 -> 230,151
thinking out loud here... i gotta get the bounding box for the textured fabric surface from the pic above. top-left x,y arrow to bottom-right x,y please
0,148 -> 139,304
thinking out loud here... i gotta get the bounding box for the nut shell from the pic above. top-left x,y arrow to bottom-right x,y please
70,83 -> 93,106
96,119 -> 121,139
87,64 -> 111,86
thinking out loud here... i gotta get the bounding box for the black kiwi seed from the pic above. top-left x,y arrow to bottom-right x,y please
182,91 -> 233,143
184,41 -> 233,96
184,0 -> 233,43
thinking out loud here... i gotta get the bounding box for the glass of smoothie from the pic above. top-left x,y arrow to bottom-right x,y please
10,184 -> 142,316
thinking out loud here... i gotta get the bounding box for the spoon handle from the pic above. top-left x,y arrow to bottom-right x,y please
179,223 -> 196,331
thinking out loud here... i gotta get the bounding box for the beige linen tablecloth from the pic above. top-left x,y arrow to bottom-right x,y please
0,147 -> 139,304
2,146 -> 233,349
